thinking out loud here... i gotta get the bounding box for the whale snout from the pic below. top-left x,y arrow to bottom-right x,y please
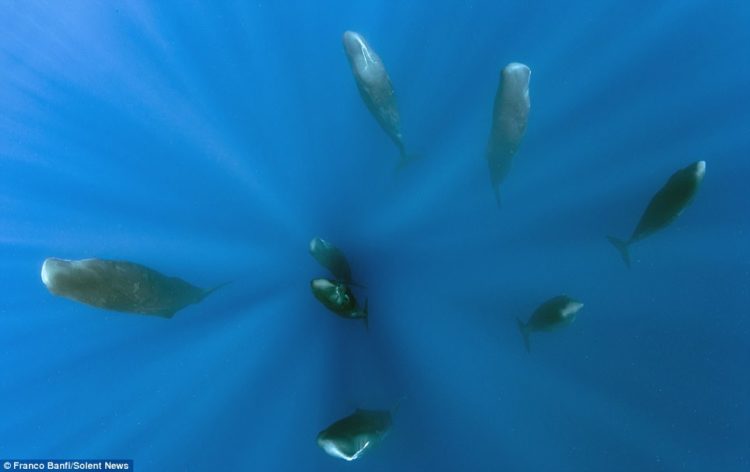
502,62 -> 531,94
317,434 -> 359,461
41,258 -> 64,287
503,62 -> 531,79
342,30 -> 367,57
309,237 -> 328,255
41,257 -> 75,294
694,160 -> 706,180
562,300 -> 584,319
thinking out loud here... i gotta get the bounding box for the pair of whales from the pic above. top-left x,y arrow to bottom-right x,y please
516,161 -> 706,350
309,237 -> 368,328
344,30 -> 530,202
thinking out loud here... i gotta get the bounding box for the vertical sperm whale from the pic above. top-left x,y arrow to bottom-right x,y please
343,31 -> 413,168
486,62 -> 531,205
607,161 -> 706,268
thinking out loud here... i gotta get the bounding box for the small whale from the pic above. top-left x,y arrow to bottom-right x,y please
607,161 -> 706,268
342,30 -> 414,168
486,62 -> 531,205
517,295 -> 583,352
309,237 -> 352,283
310,278 -> 368,329
41,257 -> 225,318
317,408 -> 392,461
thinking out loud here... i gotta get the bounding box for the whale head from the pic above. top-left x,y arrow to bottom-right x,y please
309,237 -> 331,256
692,160 -> 706,182
41,257 -> 74,295
316,431 -> 371,462
561,299 -> 584,321
342,31 -> 367,59
501,62 -> 531,99
342,30 -> 383,79
311,278 -> 335,293
41,257 -> 99,297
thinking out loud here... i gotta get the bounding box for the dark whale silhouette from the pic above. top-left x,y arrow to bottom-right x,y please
316,408 -> 392,461
310,278 -> 368,329
309,237 -> 352,283
607,161 -> 706,268
517,295 -> 583,352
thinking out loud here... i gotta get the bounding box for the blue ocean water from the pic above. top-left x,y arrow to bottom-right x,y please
1,1 -> 749,470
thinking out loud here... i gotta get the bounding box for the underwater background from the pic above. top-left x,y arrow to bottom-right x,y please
1,1 -> 749,470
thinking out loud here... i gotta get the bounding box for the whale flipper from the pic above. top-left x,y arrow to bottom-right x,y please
361,298 -> 369,332
201,281 -> 232,301
394,142 -> 421,171
517,317 -> 531,353
492,184 -> 502,208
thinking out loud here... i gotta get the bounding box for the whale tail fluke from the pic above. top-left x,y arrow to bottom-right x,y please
492,184 -> 502,208
606,236 -> 631,269
347,280 -> 367,289
391,395 -> 407,416
517,318 -> 531,353
201,281 -> 233,301
395,142 -> 421,172
362,298 -> 369,332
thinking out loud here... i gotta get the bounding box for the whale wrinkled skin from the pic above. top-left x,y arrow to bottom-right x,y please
343,30 -> 411,166
316,408 -> 392,461
607,160 -> 706,268
486,62 -> 531,205
41,257 -> 222,318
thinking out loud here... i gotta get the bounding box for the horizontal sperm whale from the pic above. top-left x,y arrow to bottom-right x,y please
41,257 -> 225,318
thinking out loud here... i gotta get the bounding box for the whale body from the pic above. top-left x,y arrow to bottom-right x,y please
41,257 -> 222,318
517,295 -> 583,352
343,31 -> 412,167
607,161 -> 706,268
486,62 -> 531,205
309,237 -> 352,283
310,278 -> 368,328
